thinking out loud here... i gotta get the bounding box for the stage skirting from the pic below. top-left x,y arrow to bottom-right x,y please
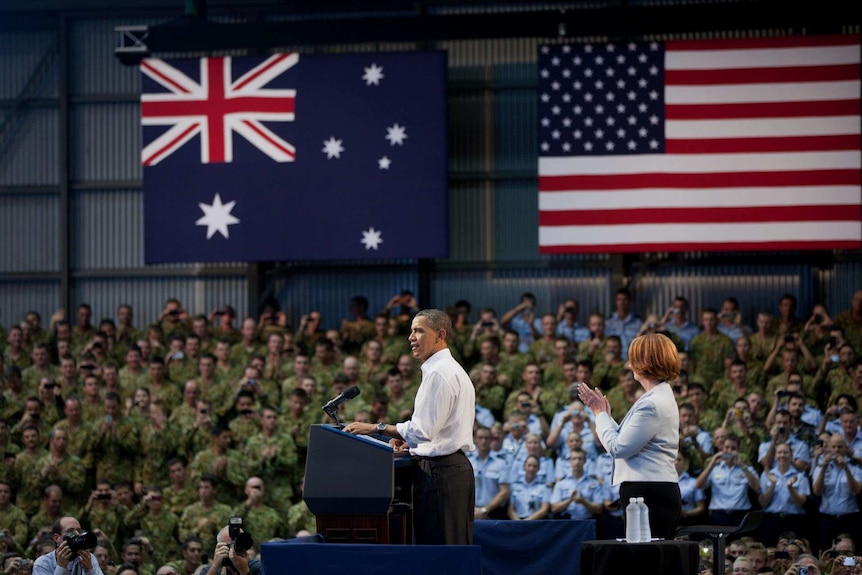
260,542 -> 482,575
474,520 -> 596,575
261,520 -> 595,575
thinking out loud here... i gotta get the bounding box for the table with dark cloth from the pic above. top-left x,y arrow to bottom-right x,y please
580,539 -> 699,575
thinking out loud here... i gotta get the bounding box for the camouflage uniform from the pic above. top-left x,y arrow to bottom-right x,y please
139,423 -> 182,487
286,499 -> 317,536
0,502 -> 29,549
243,432 -> 299,514
149,382 -> 183,413
12,449 -> 46,515
93,416 -> 141,486
118,367 -> 149,400
188,450 -> 248,505
2,349 -> 31,370
36,453 -> 87,506
231,503 -> 287,544
167,358 -> 198,386
229,342 -> 265,368
21,365 -> 60,394
124,505 -> 182,567
227,417 -> 261,452
163,483 -> 197,516
178,501 -> 233,556
83,503 -> 122,549
689,332 -> 735,389
52,420 -> 95,470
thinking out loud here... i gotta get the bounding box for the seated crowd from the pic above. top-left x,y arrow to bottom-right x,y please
0,287 -> 861,575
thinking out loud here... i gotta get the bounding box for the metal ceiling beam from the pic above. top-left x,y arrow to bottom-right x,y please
115,1 -> 858,64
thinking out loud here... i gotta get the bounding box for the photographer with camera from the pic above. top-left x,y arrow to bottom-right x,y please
200,520 -> 258,575
32,516 -> 103,575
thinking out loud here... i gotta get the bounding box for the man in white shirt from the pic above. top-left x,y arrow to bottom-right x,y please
345,309 -> 476,544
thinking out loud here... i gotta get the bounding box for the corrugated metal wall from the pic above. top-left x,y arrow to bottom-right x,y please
634,264 -> 815,327
1,8 -> 860,332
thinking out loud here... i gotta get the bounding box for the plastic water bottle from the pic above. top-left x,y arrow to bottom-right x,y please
625,498 -> 641,543
637,496 -> 651,542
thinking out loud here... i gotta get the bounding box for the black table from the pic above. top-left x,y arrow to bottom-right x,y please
581,540 -> 699,575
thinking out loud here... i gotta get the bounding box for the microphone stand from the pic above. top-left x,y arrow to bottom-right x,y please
324,405 -> 343,427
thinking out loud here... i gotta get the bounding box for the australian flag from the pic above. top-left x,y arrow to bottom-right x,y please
141,51 -> 449,263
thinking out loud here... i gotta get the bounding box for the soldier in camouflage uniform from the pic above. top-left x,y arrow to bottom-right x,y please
93,392 -> 141,487
146,357 -> 183,413
21,344 -> 59,395
227,392 -> 261,451
166,334 -> 198,385
279,388 -> 313,466
124,486 -> 181,568
230,477 -> 286,546
162,457 -> 197,517
181,400 -> 214,459
178,474 -> 233,558
82,480 -> 123,550
37,427 -> 87,508
243,406 -> 298,516
168,380 -> 200,431
689,309 -> 736,390
166,536 -> 203,575
27,484 -> 75,544
12,425 -> 46,516
119,346 -> 149,400
286,478 -> 316,536
189,424 -> 247,505
139,399 -> 181,489
0,480 -> 28,550
54,397 -> 95,474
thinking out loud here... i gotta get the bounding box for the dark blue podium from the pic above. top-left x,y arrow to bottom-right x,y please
304,424 -> 413,543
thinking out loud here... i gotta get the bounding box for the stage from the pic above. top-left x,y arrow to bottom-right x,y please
261,520 -> 596,575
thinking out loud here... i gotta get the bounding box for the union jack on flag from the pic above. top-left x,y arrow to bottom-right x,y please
141,54 -> 298,165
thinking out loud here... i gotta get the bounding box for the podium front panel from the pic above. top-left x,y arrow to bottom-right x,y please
304,424 -> 399,515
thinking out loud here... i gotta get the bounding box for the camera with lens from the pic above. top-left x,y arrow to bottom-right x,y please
222,517 -> 254,567
63,531 -> 98,553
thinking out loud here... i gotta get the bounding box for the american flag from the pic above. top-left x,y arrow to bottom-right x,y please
537,36 -> 861,253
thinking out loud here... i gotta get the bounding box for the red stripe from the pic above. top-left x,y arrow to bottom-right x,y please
538,170 -> 861,191
667,36 -> 860,51
540,239 -> 862,254
665,135 -> 861,154
141,60 -> 192,94
539,205 -> 861,226
233,54 -> 291,91
241,120 -> 296,159
206,58 -> 226,164
142,96 -> 295,118
666,63 -> 860,86
666,100 -> 859,120
143,123 -> 199,166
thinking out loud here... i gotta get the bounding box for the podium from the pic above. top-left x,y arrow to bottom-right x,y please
303,424 -> 413,544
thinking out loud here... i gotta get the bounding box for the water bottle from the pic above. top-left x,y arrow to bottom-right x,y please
625,498 -> 641,543
637,496 -> 651,542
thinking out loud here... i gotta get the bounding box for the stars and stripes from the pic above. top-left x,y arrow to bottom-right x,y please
538,36 -> 862,253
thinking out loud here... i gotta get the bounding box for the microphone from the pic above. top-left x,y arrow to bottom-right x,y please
321,385 -> 361,412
